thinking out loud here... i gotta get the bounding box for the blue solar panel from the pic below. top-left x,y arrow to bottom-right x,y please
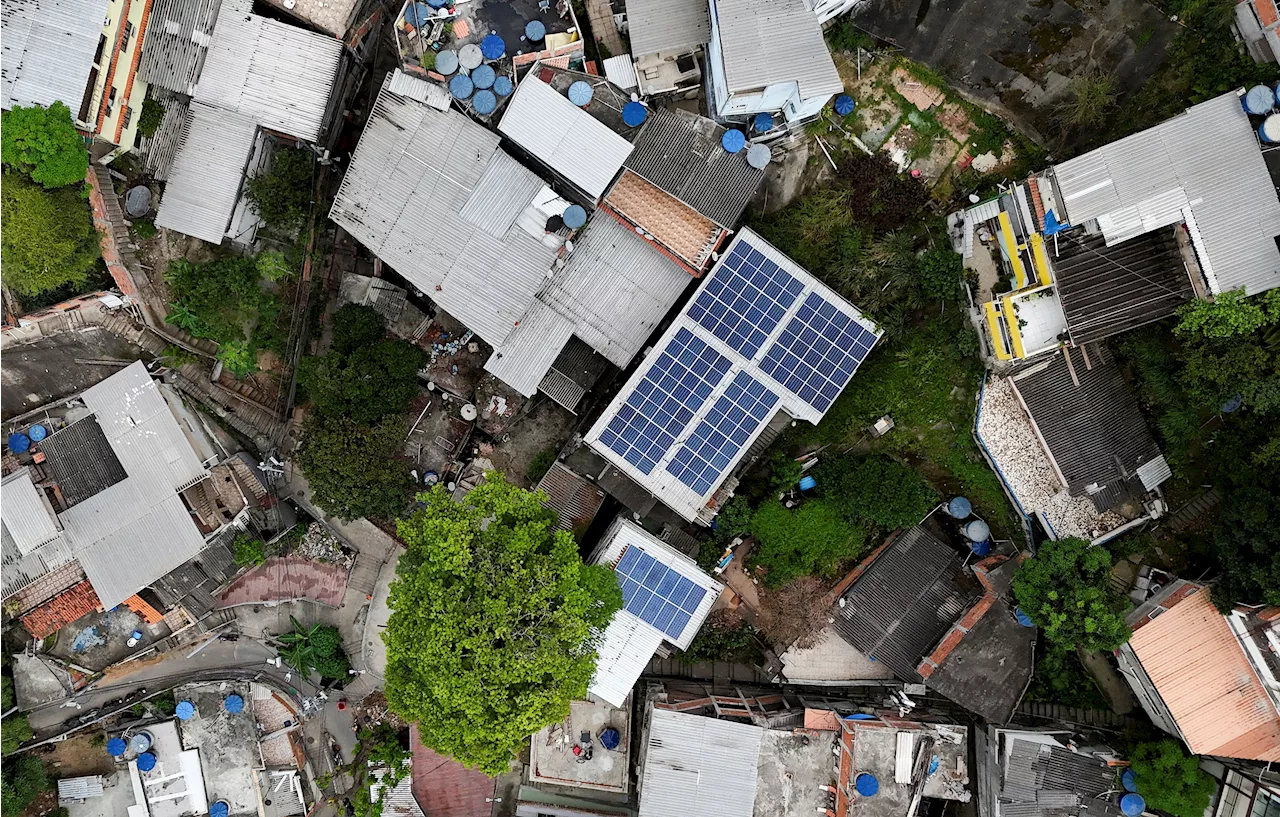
759,292 -> 878,411
687,241 -> 806,357
598,328 -> 731,474
614,546 -> 708,638
666,372 -> 780,494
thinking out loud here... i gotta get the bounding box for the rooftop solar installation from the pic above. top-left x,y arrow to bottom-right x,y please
615,545 -> 707,639
759,292 -> 880,411
667,371 -> 779,494
687,242 -> 806,357
597,328 -> 731,475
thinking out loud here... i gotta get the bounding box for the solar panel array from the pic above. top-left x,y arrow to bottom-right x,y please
615,545 -> 707,639
666,371 -> 779,494
687,242 -> 805,357
597,328 -> 731,475
759,292 -> 878,411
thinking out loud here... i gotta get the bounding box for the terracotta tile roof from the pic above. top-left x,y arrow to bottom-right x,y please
123,594 -> 165,625
20,580 -> 103,638
410,728 -> 495,817
1128,586 -> 1280,761
604,170 -> 722,271
1256,0 -> 1279,27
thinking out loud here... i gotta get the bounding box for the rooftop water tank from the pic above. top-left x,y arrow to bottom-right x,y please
721,128 -> 746,153
471,64 -> 496,90
107,737 -> 128,757
562,204 -> 588,229
210,801 -> 230,817
599,728 -> 621,750
1260,114 -> 1280,144
481,34 -> 506,60
129,731 -> 153,753
175,701 -> 196,720
435,50 -> 459,75
746,143 -> 771,169
855,773 -> 879,797
525,20 -> 546,41
1120,794 -> 1145,816
28,424 -> 47,442
404,2 -> 431,27
493,76 -> 513,96
136,753 -> 157,772
7,433 -> 29,453
622,101 -> 648,127
834,94 -> 856,116
459,43 -> 483,70
568,81 -> 593,106
224,694 -> 244,714
752,112 -> 774,133
449,74 -> 474,100
1121,769 -> 1137,792
946,496 -> 972,519
1244,85 -> 1274,115
472,90 -> 497,115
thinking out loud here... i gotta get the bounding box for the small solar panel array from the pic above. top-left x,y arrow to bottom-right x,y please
759,293 -> 880,411
615,545 -> 707,639
667,371 -> 779,494
687,242 -> 806,357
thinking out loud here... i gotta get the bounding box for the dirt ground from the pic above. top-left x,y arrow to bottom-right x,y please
45,732 -> 117,777
480,397 -> 578,489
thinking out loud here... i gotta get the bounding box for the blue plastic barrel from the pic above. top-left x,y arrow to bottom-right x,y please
136,752 -> 157,772
449,74 -> 474,99
721,129 -> 745,153
107,737 -> 128,756
834,94 -> 856,116
493,76 -> 513,96
471,90 -> 497,115
798,475 -> 817,491
622,101 -> 648,127
855,773 -> 879,797
28,424 -> 47,442
1120,793 -> 1145,816
175,701 -> 195,720
471,64 -> 496,90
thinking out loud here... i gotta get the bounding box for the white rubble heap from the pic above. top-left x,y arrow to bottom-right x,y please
977,377 -> 1126,539
295,522 -> 353,568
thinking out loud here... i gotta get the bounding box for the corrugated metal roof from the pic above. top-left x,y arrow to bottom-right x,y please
538,214 -> 693,368
536,462 -> 605,537
1051,228 -> 1194,344
1009,346 -> 1168,497
57,776 -> 105,801
626,0 -> 710,56
194,11 -> 341,142
711,0 -> 842,99
52,363 -> 211,608
483,301 -> 576,397
459,151 -> 547,239
832,526 -> 979,681
589,518 -> 722,706
155,102 -> 258,243
638,708 -> 762,817
388,68 -> 451,110
1052,92 -> 1280,295
498,75 -> 634,200
330,76 -> 559,348
40,417 -> 129,506
142,90 -> 190,181
136,0 -> 225,95
998,738 -> 1123,817
1127,586 -> 1280,761
622,106 -> 765,227
1,0 -> 110,112
1,469 -> 62,555
602,54 -> 638,90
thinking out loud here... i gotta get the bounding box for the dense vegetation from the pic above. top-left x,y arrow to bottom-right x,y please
1012,537 -> 1130,652
1,755 -> 48,817
245,146 -> 315,233
1,102 -> 89,189
1,174 -> 101,298
384,477 -> 622,774
278,616 -> 350,681
748,500 -> 865,588
1127,740 -> 1217,817
295,305 -> 422,521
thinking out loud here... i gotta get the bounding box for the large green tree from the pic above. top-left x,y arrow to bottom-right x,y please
1,173 -> 100,297
245,146 -> 314,232
748,499 -> 865,588
1128,741 -> 1216,817
298,340 -> 425,426
1012,537 -> 1130,651
1,755 -> 48,817
330,303 -> 387,357
1,102 -> 88,188
814,454 -> 939,533
384,476 -> 622,774
297,416 -> 416,521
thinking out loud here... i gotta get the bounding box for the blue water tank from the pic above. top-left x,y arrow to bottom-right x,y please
136,752 -> 157,772
435,50 -> 459,75
622,101 -> 648,127
28,424 -> 47,442
425,0 -> 447,8
210,802 -> 230,817
721,128 -> 746,153
175,701 -> 196,720
1244,85 -> 1275,115
107,737 -> 128,756
963,519 -> 990,544
525,20 -> 546,41
1120,793 -> 1145,816
7,432 -> 30,453
752,112 -> 774,133
449,74 -> 474,99
1221,393 -> 1244,412
493,75 -> 514,96
845,713 -> 875,720
1121,768 -> 1137,792
224,694 -> 244,714
568,81 -> 593,106
471,64 -> 496,90
1014,607 -> 1036,627
1261,114 -> 1280,144
562,204 -> 588,229
834,94 -> 856,116
947,496 -> 972,519
599,728 -> 621,750
799,475 -> 817,491
855,773 -> 879,797
472,90 -> 497,115
970,538 -> 991,557
404,2 -> 432,27
481,34 -> 506,60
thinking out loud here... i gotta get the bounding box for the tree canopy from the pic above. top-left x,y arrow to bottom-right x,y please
298,340 -> 425,426
1,102 -> 89,188
1128,740 -> 1216,817
297,416 -> 416,521
278,616 -> 350,680
383,476 -> 622,775
748,499 -> 865,588
330,303 -> 387,357
814,454 -> 939,533
1,755 -> 48,817
245,146 -> 314,232
1,173 -> 101,297
1012,537 -> 1130,652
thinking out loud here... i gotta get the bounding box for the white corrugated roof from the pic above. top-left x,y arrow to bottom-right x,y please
483,301 -> 577,397
1053,91 -> 1280,295
194,11 -> 341,141
55,362 -> 210,608
585,228 -> 882,520
155,103 -> 258,244
588,518 -> 722,707
638,709 -> 762,817
711,0 -> 843,99
1,0 -> 110,112
387,68 -> 451,110
330,75 -> 559,348
602,55 -> 638,91
626,0 -> 710,57
498,75 -> 634,200
1,468 -> 74,599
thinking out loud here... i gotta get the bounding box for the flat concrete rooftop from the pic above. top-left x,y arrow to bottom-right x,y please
847,720 -> 970,817
755,729 -> 839,817
529,699 -> 631,794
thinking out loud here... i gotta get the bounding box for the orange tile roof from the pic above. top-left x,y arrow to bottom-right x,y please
20,580 -> 103,638
1255,0 -> 1279,27
604,170 -> 722,271
1128,586 -> 1280,761
123,594 -> 165,625
804,708 -> 842,731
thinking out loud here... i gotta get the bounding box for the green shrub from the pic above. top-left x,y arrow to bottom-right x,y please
330,303 -> 387,357
150,691 -> 177,717
681,610 -> 762,663
298,340 -> 425,425
2,173 -> 100,297
132,219 -> 157,239
1129,740 -> 1216,817
1,713 -> 32,754
137,96 -> 165,138
1,754 -> 48,817
748,499 -> 865,587
814,454 -> 938,533
245,147 -> 314,232
233,534 -> 267,567
1012,537 -> 1130,651
526,450 -> 556,484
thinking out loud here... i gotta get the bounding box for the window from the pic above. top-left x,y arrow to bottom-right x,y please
1253,790 -> 1280,817
122,106 -> 133,128
120,21 -> 134,52
93,34 -> 107,65
105,87 -> 117,119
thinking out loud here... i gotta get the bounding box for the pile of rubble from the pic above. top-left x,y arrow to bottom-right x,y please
976,377 -> 1125,539
295,523 -> 353,568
